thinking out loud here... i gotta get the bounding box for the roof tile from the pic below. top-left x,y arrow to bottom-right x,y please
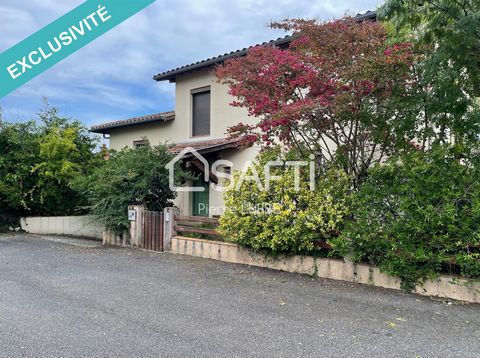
90,111 -> 175,133
169,137 -> 244,154
153,35 -> 293,82
153,11 -> 376,82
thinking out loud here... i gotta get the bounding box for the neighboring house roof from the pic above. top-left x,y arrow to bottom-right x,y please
169,138 -> 244,156
90,111 -> 175,134
354,10 -> 377,22
153,11 -> 377,83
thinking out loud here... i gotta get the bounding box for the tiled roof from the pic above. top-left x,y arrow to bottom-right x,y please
169,137 -> 244,155
354,10 -> 377,22
90,111 -> 175,134
153,11 -> 377,82
153,35 -> 294,82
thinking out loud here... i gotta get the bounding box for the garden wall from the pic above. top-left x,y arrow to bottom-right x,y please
171,236 -> 480,304
20,216 -> 103,240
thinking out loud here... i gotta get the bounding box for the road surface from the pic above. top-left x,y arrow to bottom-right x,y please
0,234 -> 478,357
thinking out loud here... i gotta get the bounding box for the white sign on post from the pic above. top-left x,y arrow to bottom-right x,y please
128,209 -> 136,221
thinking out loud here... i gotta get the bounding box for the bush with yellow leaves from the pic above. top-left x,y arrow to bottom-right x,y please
219,148 -> 350,254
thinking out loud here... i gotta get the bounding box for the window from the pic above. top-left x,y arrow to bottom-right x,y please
192,87 -> 211,137
133,139 -> 148,149
222,166 -> 232,187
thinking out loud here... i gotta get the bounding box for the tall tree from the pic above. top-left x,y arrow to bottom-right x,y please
380,0 -> 480,148
380,0 -> 480,95
217,18 -> 418,184
0,120 -> 39,217
0,103 -> 101,218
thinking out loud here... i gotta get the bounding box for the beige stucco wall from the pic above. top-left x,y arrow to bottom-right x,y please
108,119 -> 178,150
108,69 -> 257,150
107,69 -> 261,217
20,216 -> 103,239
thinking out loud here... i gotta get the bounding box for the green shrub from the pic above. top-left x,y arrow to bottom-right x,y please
81,144 -> 188,235
331,145 -> 480,290
219,148 -> 350,254
0,104 -> 100,217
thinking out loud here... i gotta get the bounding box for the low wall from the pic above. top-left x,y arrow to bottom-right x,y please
171,236 -> 480,304
103,231 -> 131,247
20,216 -> 103,240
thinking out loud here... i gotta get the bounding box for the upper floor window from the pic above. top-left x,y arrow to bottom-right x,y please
133,139 -> 149,149
192,87 -> 211,137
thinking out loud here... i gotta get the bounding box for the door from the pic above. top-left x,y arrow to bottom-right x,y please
192,178 -> 209,217
142,211 -> 164,251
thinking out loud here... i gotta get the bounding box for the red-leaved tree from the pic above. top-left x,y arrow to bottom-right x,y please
216,17 -> 419,185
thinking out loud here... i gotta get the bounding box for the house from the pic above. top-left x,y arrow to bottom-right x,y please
90,11 -> 377,217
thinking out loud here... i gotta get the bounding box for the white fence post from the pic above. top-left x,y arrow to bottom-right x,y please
128,205 -> 145,247
163,207 -> 178,251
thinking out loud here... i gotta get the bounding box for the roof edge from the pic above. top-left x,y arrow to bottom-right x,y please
90,111 -> 175,134
153,35 -> 294,82
153,11 -> 377,82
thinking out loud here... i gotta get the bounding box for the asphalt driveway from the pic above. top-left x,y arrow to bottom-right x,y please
0,234 -> 479,358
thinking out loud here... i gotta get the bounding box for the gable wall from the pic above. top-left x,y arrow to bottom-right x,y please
108,68 -> 255,150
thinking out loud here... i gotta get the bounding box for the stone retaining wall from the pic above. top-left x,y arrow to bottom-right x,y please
171,236 -> 480,304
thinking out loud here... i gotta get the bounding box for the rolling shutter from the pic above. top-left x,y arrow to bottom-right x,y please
192,90 -> 211,136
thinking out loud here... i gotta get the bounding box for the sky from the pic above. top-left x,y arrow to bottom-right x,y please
0,0 -> 381,128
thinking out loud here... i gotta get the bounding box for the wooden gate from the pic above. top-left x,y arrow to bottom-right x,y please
142,211 -> 164,251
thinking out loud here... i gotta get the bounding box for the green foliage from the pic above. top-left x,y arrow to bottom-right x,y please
380,0 -> 480,145
331,145 -> 480,290
219,148 -> 350,254
0,120 -> 39,217
380,0 -> 480,95
217,18 -> 424,186
32,123 -> 101,215
0,103 -> 100,217
82,144 -> 186,235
